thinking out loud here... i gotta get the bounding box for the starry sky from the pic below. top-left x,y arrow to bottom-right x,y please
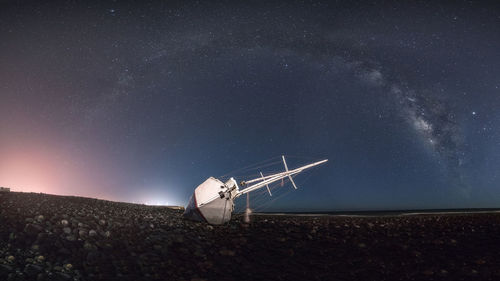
1,0 -> 499,211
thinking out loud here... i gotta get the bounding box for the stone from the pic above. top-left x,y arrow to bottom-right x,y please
89,230 -> 97,237
61,220 -> 69,226
83,241 -> 97,251
58,247 -> 71,256
64,263 -> 72,271
54,272 -> 71,280
66,235 -> 76,242
53,266 -> 63,271
0,264 -> 13,272
219,249 -> 235,256
35,255 -> 45,263
86,251 -> 99,265
24,264 -> 43,276
25,224 -> 43,235
78,229 -> 87,238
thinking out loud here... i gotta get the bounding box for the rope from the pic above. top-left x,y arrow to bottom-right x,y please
218,156 -> 281,179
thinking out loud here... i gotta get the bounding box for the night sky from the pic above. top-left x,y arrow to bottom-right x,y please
1,0 -> 500,211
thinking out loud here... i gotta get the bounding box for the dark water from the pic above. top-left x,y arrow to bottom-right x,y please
252,208 -> 500,216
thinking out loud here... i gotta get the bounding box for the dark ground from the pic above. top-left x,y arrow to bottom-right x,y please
1,192 -> 500,280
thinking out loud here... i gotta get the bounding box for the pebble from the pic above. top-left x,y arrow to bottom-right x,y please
3,190 -> 499,281
35,255 -> 45,263
24,264 -> 43,276
54,272 -> 71,280
86,251 -> 99,265
83,242 -> 97,251
78,229 -> 87,237
66,235 -> 76,241
219,249 -> 235,256
64,263 -> 73,270
0,264 -> 13,272
24,223 -> 43,235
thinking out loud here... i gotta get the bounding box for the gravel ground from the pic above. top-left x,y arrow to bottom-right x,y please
1,192 -> 500,280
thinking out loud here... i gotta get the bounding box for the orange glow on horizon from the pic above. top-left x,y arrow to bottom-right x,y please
0,139 -> 114,200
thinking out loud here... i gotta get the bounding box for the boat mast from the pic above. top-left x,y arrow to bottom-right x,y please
235,157 -> 327,198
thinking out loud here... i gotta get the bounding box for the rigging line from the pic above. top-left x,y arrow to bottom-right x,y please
253,189 -> 294,212
286,155 -> 325,161
252,175 -> 303,211
218,156 -> 281,178
246,177 -> 291,209
249,179 -> 292,209
246,191 -> 271,207
229,160 -> 284,179
255,184 -> 294,208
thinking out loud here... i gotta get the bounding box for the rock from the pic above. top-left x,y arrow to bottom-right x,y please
36,215 -> 44,222
58,247 -> 71,256
78,229 -> 87,238
172,234 -> 184,243
475,258 -> 487,265
6,255 -> 15,263
53,266 -> 64,271
423,269 -> 434,276
36,233 -> 48,242
61,219 -> 69,226
25,223 -> 43,235
83,241 -> 97,251
24,264 -> 43,276
63,227 -> 72,234
89,230 -> 97,237
66,235 -> 76,241
99,219 -> 106,226
219,249 -> 235,256
54,272 -> 71,280
64,263 -> 72,271
35,255 -> 45,263
0,264 -> 13,273
86,251 -> 99,265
